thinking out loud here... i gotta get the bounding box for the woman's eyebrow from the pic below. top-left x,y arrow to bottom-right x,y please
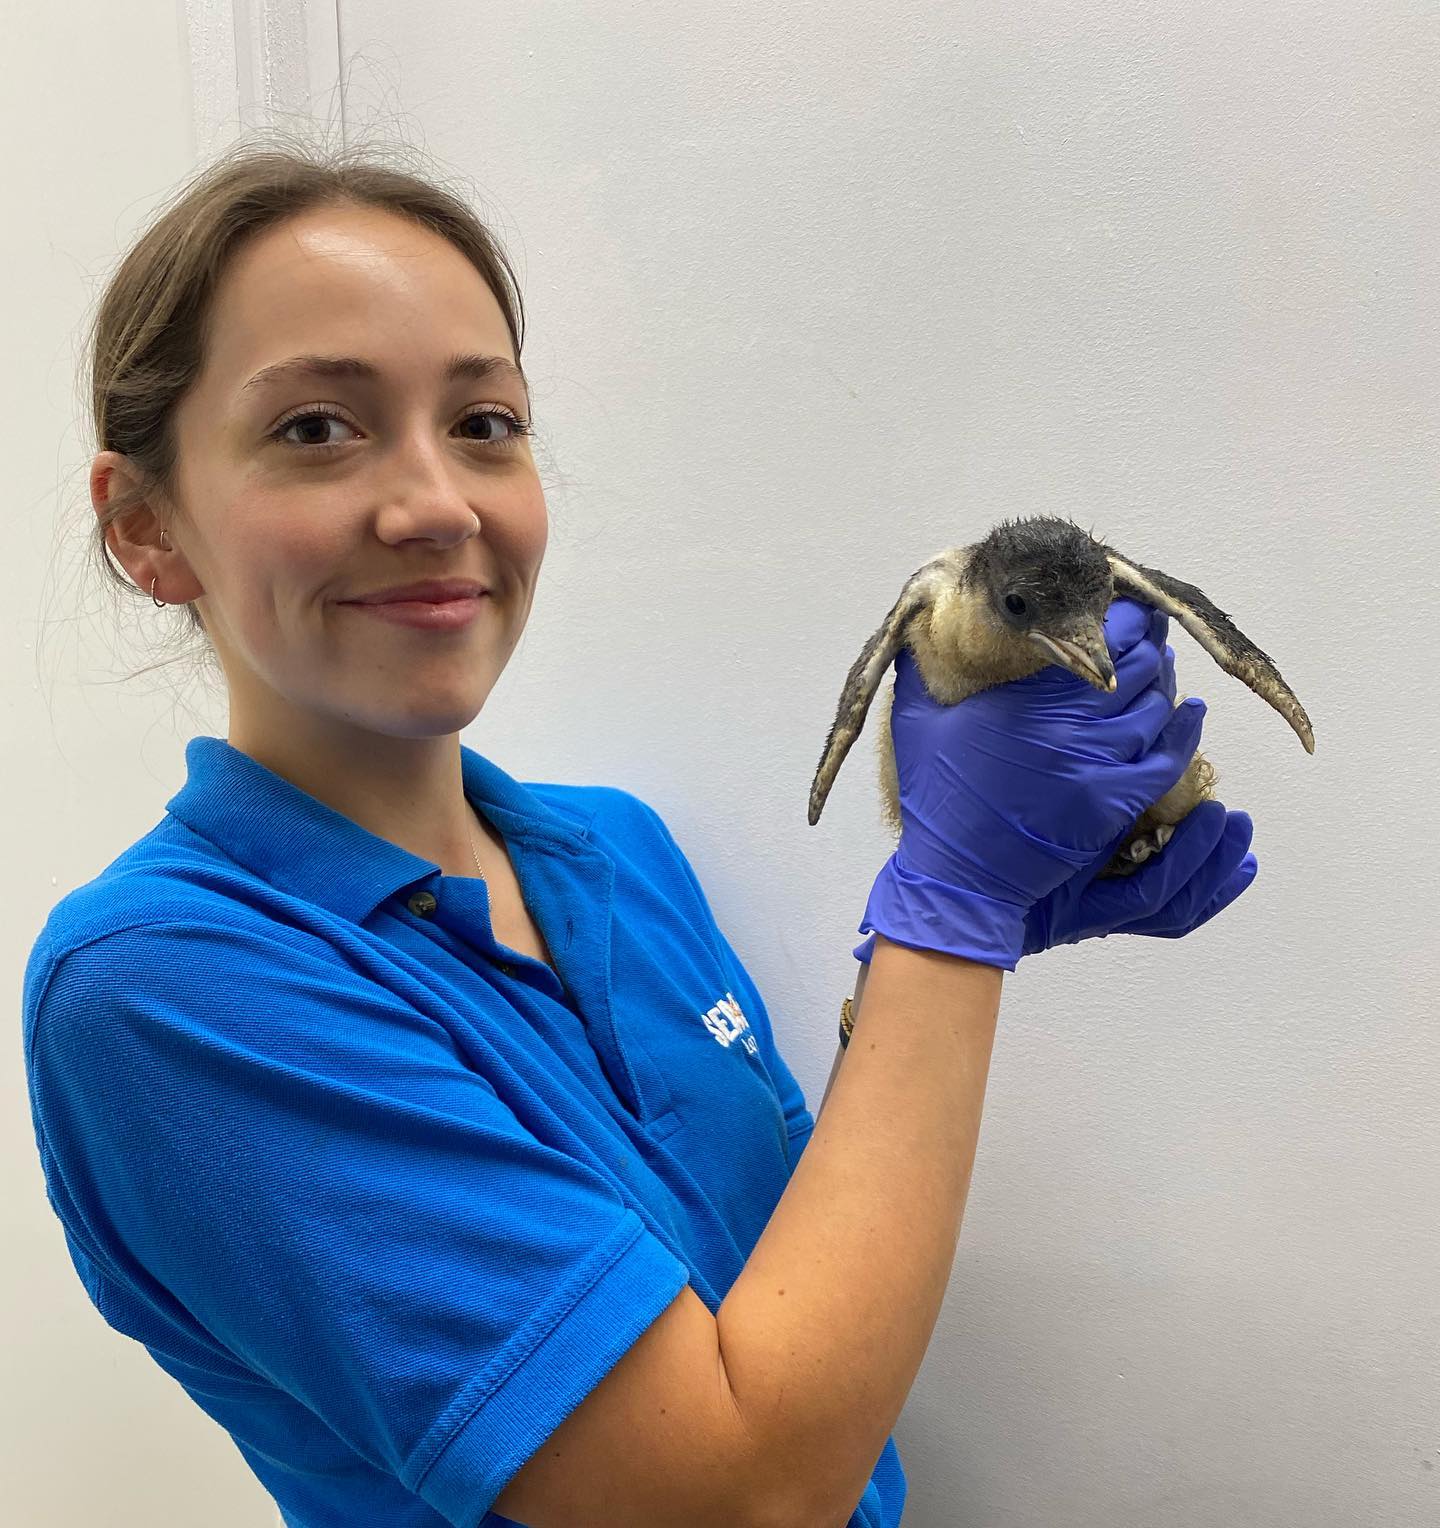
239,352 -> 528,396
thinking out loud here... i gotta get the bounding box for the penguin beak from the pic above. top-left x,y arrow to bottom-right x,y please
1026,626 -> 1118,692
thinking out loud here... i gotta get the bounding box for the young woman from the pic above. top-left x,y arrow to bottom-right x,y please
22,139 -> 1255,1528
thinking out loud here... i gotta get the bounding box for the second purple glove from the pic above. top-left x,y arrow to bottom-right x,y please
856,597 -> 1218,971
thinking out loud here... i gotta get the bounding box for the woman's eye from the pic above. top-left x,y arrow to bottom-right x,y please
269,406 -> 532,452
273,410 -> 360,449
456,409 -> 531,445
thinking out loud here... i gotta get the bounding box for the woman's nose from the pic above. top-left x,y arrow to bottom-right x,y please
377,430 -> 482,542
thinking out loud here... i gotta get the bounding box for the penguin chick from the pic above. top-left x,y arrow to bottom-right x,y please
808,515 -> 1314,878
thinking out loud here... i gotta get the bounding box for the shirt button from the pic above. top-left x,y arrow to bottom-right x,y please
498,961 -> 515,976
407,891 -> 438,919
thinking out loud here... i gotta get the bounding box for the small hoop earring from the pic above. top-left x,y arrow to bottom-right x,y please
151,528 -> 171,608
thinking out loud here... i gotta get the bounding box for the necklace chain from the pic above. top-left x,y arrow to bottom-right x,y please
466,814 -> 486,881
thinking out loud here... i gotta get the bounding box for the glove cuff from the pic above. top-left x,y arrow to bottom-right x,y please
858,855 -> 1026,972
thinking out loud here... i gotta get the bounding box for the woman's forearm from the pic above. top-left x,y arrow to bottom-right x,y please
719,935 -> 1003,1527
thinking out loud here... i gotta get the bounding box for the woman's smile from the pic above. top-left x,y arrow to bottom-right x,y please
339,592 -> 489,630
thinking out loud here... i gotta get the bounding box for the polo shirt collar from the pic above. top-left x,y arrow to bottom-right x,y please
164,735 -> 600,925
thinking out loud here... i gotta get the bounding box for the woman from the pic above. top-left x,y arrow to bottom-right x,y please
22,138 -> 1255,1528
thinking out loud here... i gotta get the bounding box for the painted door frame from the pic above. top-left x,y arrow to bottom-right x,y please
181,0 -> 345,160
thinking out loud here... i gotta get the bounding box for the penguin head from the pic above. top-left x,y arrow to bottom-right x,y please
972,515 -> 1118,692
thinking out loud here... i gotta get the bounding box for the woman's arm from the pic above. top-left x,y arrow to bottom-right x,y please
492,935 -> 1001,1528
718,934 -> 1002,1526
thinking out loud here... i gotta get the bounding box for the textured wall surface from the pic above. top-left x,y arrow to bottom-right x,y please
10,2 -> 1438,1524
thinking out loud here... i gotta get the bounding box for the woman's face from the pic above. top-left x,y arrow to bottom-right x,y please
128,203 -> 547,752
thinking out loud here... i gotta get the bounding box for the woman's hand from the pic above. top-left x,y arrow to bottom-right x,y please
1019,800 -> 1257,955
857,598 -> 1206,970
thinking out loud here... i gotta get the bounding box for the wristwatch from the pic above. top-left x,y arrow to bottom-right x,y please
839,995 -> 856,1050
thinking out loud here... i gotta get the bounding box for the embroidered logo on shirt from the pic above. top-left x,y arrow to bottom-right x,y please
700,992 -> 758,1055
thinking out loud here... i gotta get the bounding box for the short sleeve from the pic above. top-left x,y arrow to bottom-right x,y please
628,800 -> 817,1167
25,917 -> 690,1525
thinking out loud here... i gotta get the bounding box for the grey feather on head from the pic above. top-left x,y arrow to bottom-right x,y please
967,515 -> 1115,637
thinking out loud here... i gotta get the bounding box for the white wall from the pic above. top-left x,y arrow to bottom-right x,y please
8,2 -> 1438,1524
5,8 -> 308,1525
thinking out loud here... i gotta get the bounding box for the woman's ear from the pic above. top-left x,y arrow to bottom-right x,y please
90,450 -> 193,601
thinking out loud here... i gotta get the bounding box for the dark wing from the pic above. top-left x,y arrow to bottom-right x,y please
1105,550 -> 1315,753
808,555 -> 957,825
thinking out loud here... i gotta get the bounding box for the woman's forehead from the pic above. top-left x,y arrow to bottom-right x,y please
200,210 -> 520,397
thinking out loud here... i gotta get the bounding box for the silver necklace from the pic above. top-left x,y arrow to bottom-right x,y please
466,814 -> 486,880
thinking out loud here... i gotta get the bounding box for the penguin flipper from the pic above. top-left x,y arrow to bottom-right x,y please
808,556 -> 956,825
1104,550 -> 1315,753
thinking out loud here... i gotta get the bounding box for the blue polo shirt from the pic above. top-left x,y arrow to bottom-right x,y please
22,735 -> 906,1528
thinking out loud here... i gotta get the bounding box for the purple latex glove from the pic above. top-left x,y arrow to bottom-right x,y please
856,597 -> 1205,971
1018,800 -> 1257,954
853,805 -> 1256,964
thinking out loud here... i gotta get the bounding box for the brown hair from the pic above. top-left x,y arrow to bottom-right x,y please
84,128 -> 529,680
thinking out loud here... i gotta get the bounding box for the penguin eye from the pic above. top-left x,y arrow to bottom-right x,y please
1003,593 -> 1028,617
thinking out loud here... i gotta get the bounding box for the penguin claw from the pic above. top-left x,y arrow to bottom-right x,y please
1101,821 -> 1175,879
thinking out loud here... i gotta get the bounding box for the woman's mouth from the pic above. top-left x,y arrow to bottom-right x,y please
340,594 -> 488,631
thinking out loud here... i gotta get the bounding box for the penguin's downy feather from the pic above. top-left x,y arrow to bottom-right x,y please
808,522 -> 1313,832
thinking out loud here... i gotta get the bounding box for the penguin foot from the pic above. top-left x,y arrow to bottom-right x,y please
1101,822 -> 1175,879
